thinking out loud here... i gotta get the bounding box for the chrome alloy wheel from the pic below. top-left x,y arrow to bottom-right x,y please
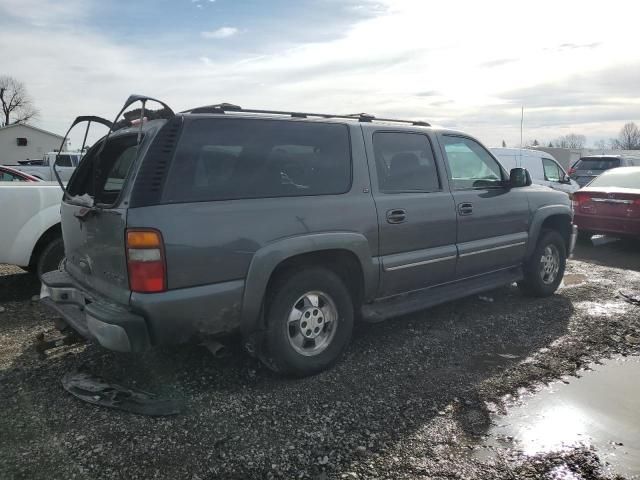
539,244 -> 560,284
286,291 -> 338,356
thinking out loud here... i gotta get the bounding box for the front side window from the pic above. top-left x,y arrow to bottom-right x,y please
542,158 -> 561,182
373,132 -> 439,193
163,118 -> 352,203
441,136 -> 503,189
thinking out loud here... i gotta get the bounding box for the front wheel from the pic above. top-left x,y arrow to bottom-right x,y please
262,267 -> 354,377
518,230 -> 566,297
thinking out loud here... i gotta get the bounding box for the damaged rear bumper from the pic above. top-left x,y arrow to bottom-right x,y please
40,270 -> 150,352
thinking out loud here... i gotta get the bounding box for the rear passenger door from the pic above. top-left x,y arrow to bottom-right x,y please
438,134 -> 530,279
365,130 -> 457,297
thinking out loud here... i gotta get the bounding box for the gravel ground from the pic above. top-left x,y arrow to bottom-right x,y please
1,244 -> 640,480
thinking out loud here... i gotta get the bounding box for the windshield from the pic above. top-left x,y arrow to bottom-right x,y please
575,157 -> 621,171
589,168 -> 640,189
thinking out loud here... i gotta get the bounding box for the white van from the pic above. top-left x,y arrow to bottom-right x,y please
490,148 -> 579,194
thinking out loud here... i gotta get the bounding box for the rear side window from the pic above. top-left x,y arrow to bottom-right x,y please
67,134 -> 139,204
575,157 -> 620,170
162,118 -> 352,203
55,155 -> 73,167
372,132 -> 439,193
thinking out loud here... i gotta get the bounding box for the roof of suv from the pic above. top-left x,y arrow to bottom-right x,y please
177,111 -> 465,137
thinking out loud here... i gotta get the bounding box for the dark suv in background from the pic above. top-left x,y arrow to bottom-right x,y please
570,154 -> 640,187
41,96 -> 576,376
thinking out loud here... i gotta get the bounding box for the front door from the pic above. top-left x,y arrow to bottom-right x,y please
366,130 -> 457,297
438,134 -> 530,279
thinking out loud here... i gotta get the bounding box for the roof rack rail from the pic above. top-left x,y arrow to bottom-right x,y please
181,104 -> 430,127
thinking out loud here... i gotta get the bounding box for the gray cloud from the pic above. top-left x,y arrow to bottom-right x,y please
498,63 -> 640,110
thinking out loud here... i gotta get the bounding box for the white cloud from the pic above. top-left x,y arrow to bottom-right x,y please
0,0 -> 88,26
2,0 -> 640,148
201,27 -> 239,39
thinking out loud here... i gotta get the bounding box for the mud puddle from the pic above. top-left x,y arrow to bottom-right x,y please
477,356 -> 640,478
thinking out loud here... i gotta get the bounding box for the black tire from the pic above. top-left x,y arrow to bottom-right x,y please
577,229 -> 593,243
518,230 -> 566,297
36,236 -> 65,280
262,267 -> 354,377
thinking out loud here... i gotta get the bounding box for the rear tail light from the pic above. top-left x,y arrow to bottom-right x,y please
126,229 -> 166,293
572,192 -> 591,210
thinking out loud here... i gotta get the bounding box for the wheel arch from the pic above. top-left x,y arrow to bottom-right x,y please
240,232 -> 378,335
28,223 -> 63,269
527,206 -> 572,257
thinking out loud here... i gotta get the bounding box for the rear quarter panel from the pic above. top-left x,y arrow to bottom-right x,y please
126,123 -> 379,291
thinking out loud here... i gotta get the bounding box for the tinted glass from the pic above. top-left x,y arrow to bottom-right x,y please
542,158 -> 560,181
589,168 -> 640,189
56,155 -> 73,167
67,133 -> 139,204
575,157 -> 621,171
163,119 -> 352,202
441,136 -> 503,189
373,132 -> 439,193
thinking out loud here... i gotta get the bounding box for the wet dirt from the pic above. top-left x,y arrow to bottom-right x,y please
478,356 -> 640,478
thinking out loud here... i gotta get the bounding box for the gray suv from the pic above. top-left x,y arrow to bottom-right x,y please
570,154 -> 640,187
41,95 -> 577,376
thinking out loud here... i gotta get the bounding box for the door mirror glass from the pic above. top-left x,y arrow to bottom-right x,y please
510,167 -> 531,187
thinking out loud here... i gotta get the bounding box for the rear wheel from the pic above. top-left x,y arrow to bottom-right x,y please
36,237 -> 65,280
518,230 -> 566,297
262,267 -> 354,376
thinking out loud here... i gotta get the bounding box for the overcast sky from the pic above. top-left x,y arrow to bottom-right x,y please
1,0 -> 639,148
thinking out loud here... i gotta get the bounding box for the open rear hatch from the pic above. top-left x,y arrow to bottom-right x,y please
55,95 -> 174,304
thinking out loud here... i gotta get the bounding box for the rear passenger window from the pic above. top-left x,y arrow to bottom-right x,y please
372,132 -> 439,193
162,119 -> 351,202
55,155 -> 73,167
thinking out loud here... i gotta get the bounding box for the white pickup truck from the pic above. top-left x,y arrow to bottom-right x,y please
0,182 -> 64,277
3,152 -> 81,181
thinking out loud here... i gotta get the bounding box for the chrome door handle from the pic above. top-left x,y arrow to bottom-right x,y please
458,202 -> 473,215
386,209 -> 407,224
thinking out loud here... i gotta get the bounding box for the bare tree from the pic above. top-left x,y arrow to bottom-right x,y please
593,139 -> 607,150
0,76 -> 39,127
613,122 -> 640,150
551,133 -> 586,149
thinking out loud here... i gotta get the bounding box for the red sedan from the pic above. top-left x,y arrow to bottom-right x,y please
0,165 -> 41,182
573,166 -> 640,240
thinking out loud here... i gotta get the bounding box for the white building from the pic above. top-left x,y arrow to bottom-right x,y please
0,123 -> 64,163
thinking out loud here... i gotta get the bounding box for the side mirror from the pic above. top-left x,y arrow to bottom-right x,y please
509,167 -> 532,188
559,174 -> 571,184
